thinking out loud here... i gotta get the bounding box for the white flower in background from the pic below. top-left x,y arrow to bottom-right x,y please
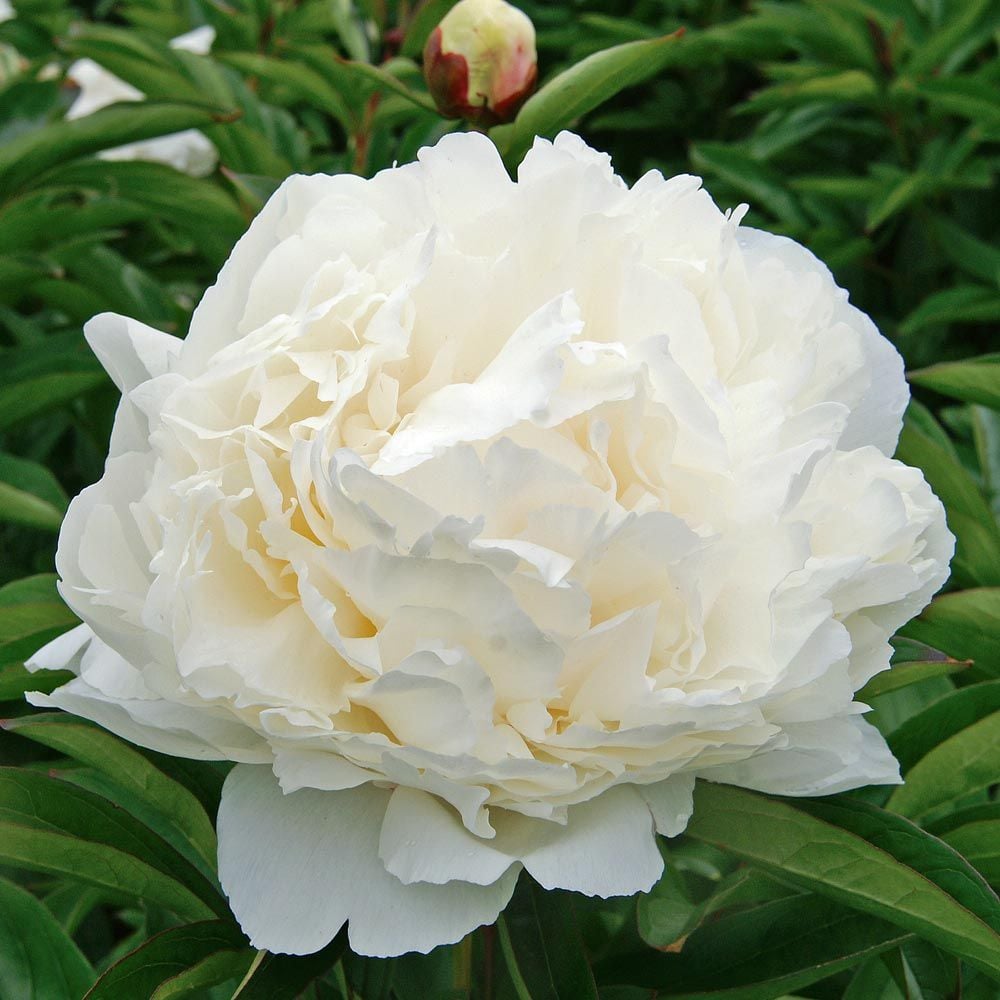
0,1 -> 14,23
65,26 -> 217,177
28,132 -> 952,958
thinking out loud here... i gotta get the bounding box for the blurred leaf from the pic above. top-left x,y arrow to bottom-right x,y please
685,784 -> 1000,978
909,75 -> 1000,125
218,52 -> 355,130
0,101 -> 233,197
0,874 -> 94,1000
492,32 -> 686,169
740,69 -> 878,114
401,0 -> 458,59
598,895 -> 909,997
901,287 -> 1000,336
0,370 -> 107,432
866,172 -> 932,231
931,216 -> 1000,286
906,0 -> 996,77
691,142 -> 808,227
4,713 -> 217,869
909,354 -> 1000,410
0,451 -> 67,531
500,880 -> 599,1000
85,921 -> 248,999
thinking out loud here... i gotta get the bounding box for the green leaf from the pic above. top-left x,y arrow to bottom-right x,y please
3,714 -> 217,869
886,711 -> 1000,822
0,662 -> 73,700
887,681 -> 1000,773
858,650 -> 971,701
0,875 -> 94,1000
909,354 -> 1000,410
901,287 -> 1000,336
491,32 -> 685,170
598,895 -> 909,998
0,451 -> 67,531
942,821 -> 1000,888
902,591 -> 1000,679
0,575 -> 77,665
499,880 -> 599,1000
0,767 -> 224,920
685,784 -> 1000,978
85,921 -> 248,999
0,101 -> 233,197
895,419 -> 1000,588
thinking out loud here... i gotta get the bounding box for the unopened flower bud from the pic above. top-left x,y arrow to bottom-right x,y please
423,0 -> 537,127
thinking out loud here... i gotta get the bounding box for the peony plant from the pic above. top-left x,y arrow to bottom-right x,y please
26,130 -> 952,959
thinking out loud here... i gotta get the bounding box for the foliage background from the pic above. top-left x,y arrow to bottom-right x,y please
0,0 -> 998,997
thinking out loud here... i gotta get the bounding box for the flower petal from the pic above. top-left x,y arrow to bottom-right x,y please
84,312 -> 180,393
639,773 -> 696,837
497,784 -> 662,896
218,765 -> 519,957
379,786 -> 517,885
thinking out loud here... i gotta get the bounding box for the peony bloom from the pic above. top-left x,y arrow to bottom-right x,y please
66,26 -> 217,177
28,132 -> 951,958
424,0 -> 536,126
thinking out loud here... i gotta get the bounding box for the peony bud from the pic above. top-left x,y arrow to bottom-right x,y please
423,0 -> 537,127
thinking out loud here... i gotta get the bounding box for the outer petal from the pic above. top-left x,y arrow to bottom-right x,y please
639,773 -> 696,837
738,228 -> 908,455
217,765 -> 519,957
379,787 -> 516,886
496,785 -> 663,896
179,174 -> 331,372
84,313 -> 180,393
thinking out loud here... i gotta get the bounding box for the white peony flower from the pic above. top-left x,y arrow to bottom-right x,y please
28,132 -> 952,958
65,26 -> 217,177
